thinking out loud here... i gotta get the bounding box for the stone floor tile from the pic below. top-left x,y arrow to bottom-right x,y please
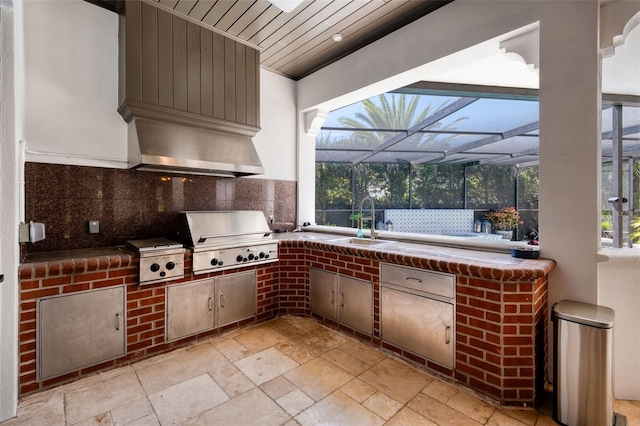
65,371 -> 145,425
422,379 -> 459,403
386,407 -> 438,426
148,374 -> 229,426
340,378 -> 378,403
616,400 -> 640,425
282,419 -> 302,426
210,363 -> 256,398
182,388 -> 291,426
293,327 -> 349,356
295,390 -> 384,426
446,390 -> 496,423
266,318 -> 311,340
234,347 -> 299,385
322,348 -> 370,375
0,391 -> 65,426
362,391 -> 403,420
337,340 -> 386,366
407,393 -> 484,426
280,316 -> 322,334
497,408 -> 539,426
109,397 -> 154,426
284,357 -> 354,401
358,358 -> 431,404
260,376 -> 297,400
73,413 -> 113,426
135,343 -> 229,394
277,341 -> 316,364
234,327 -> 289,353
487,410 -> 531,426
276,389 -> 315,416
534,414 -> 561,425
213,337 -> 252,362
126,414 -> 159,426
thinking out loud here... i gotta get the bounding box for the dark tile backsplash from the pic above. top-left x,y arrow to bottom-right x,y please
24,163 -> 297,253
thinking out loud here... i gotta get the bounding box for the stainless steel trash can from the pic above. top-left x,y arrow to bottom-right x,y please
552,300 -> 626,426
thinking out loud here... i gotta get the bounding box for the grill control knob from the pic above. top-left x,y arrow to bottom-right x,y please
219,261 -> 224,266
265,254 -> 270,259
243,257 -> 248,262
259,252 -> 265,259
236,255 -> 244,262
248,253 -> 255,261
210,259 -> 219,266
166,262 -> 175,270
150,263 -> 160,272
160,271 -> 166,277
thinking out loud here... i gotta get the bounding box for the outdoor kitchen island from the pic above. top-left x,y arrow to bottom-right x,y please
18,233 -> 554,408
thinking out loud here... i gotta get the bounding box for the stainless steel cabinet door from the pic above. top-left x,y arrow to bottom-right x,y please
381,286 -> 454,368
217,270 -> 256,327
309,268 -> 337,321
166,279 -> 215,341
338,276 -> 373,335
38,286 -> 126,381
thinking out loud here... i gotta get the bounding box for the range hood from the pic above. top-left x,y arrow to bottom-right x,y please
127,118 -> 265,177
119,0 -> 264,177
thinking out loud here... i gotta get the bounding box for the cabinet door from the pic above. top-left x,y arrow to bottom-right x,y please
338,276 -> 373,335
217,270 -> 256,327
309,268 -> 337,320
38,286 -> 126,381
166,279 -> 215,341
381,286 -> 454,368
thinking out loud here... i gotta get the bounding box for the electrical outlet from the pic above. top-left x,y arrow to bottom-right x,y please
268,215 -> 274,224
89,220 -> 99,234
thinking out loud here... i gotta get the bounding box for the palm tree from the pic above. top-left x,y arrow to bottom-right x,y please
337,93 -> 464,149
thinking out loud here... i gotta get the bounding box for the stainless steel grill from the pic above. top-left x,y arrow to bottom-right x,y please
176,211 -> 278,275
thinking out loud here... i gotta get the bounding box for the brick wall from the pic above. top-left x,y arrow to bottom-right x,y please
19,239 -> 552,406
18,252 -> 280,397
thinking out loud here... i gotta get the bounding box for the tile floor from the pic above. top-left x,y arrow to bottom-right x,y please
3,316 -> 639,426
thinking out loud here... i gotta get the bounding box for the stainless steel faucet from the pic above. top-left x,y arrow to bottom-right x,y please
359,196 -> 378,239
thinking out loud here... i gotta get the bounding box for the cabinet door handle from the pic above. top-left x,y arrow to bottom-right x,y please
445,325 -> 451,344
115,313 -> 121,331
405,277 -> 423,283
330,290 -> 335,304
208,297 -> 213,311
220,293 -> 225,308
340,293 -> 345,308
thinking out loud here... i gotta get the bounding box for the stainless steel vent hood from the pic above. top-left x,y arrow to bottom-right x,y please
127,118 -> 265,177
119,1 -> 264,177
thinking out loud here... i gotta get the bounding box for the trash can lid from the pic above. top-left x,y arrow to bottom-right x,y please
553,300 -> 615,329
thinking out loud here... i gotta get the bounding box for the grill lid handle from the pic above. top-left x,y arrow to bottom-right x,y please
197,231 -> 272,244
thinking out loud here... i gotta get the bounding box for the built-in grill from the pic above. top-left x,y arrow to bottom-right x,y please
176,211 -> 278,275
126,238 -> 185,285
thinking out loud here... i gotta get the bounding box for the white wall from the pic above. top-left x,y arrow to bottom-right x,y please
20,0 -> 297,182
598,255 -> 640,400
0,1 -> 19,421
21,0 -> 127,168
252,68 -> 297,182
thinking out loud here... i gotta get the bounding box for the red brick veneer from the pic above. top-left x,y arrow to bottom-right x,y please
278,240 -> 552,407
19,240 -> 553,406
18,251 -> 280,397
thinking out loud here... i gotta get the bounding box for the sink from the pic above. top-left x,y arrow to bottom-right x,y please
329,237 -> 396,246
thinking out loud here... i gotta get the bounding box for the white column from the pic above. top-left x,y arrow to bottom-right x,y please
0,0 -> 19,421
539,0 -> 602,307
297,109 -> 328,226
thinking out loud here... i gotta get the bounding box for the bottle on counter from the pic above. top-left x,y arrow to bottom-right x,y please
481,220 -> 491,233
385,220 -> 393,231
473,219 -> 481,233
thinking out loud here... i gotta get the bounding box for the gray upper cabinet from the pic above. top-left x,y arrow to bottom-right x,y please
37,286 -> 126,381
119,0 -> 260,129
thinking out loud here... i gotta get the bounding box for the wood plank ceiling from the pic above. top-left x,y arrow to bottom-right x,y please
88,0 -> 452,80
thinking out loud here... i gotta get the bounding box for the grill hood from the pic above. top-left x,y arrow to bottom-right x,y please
127,118 -> 265,177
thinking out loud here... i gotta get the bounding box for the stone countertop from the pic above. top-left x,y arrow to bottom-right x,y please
273,230 -> 555,282
20,230 -> 554,282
